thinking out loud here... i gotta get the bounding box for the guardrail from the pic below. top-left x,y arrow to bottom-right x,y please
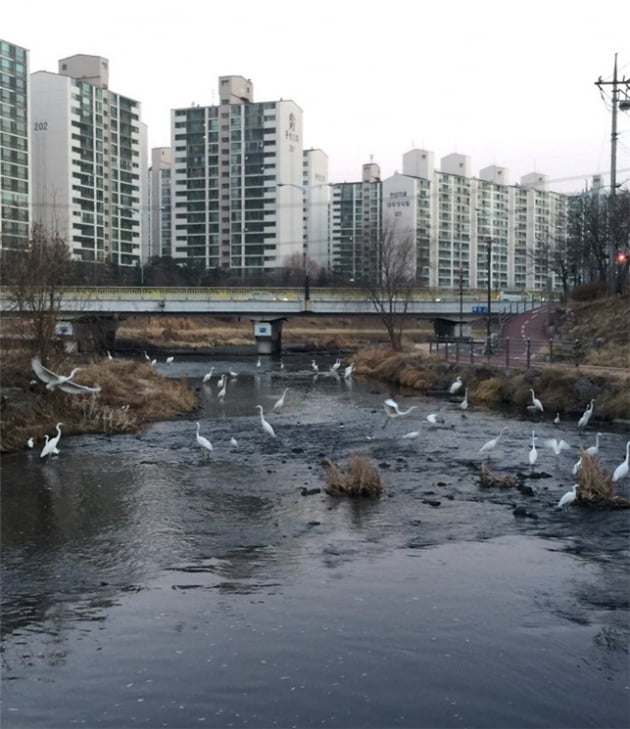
430,336 -> 577,369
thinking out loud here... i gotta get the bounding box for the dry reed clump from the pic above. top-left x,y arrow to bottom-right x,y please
477,463 -> 518,489
473,377 -> 505,409
576,451 -> 630,508
322,454 -> 383,497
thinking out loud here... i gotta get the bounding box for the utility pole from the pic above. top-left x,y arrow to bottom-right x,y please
595,53 -> 630,293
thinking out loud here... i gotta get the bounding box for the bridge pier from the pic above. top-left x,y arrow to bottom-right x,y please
252,319 -> 284,354
56,316 -> 120,354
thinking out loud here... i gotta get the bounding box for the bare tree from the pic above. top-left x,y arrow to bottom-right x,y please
360,225 -> 416,351
4,225 -> 70,360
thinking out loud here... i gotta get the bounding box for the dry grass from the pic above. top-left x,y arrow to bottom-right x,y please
0,353 -> 195,452
322,454 -> 383,497
576,451 -> 630,508
477,463 -> 518,489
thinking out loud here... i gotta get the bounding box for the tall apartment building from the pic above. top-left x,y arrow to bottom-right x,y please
0,39 -> 30,250
30,54 -> 145,266
330,162 -> 382,281
170,76 -> 305,274
148,146 -> 172,259
381,149 -> 568,292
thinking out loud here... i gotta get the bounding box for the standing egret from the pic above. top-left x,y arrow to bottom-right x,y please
202,367 -> 215,384
27,437 -> 34,448
217,378 -> 227,401
553,412 -> 561,424
577,399 -> 595,429
195,422 -> 213,455
479,427 -> 507,458
572,455 -> 583,476
331,358 -> 342,372
585,433 -> 602,457
449,376 -> 463,395
40,434 -> 60,457
256,356 -> 261,368
612,441 -> 630,483
311,359 -> 319,374
273,387 -> 289,412
528,430 -> 538,470
31,358 -> 81,391
150,359 -> 157,366
425,412 -> 444,425
166,356 -> 174,364
279,359 -> 285,371
558,484 -> 578,509
230,436 -> 239,449
107,350 -> 113,360
529,388 -> 544,413
40,423 -> 62,458
344,363 -> 355,380
144,351 -> 151,361
459,388 -> 469,410
255,405 -> 276,438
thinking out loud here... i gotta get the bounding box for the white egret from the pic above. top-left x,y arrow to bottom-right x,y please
229,369 -> 239,379
529,388 -> 544,413
344,363 -> 355,380
426,412 -> 444,425
544,437 -> 570,456
585,433 -> 602,457
572,455 -> 582,476
558,484 -> 578,509
144,351 -> 151,361
384,398 -> 417,418
449,376 -> 463,395
58,379 -> 101,395
202,367 -> 215,384
459,388 -> 469,410
255,405 -> 276,438
40,434 -> 60,457
401,431 -> 420,439
195,422 -> 213,455
528,430 -> 538,469
31,358 -> 81,391
150,359 -> 157,366
40,422 -> 62,458
107,350 -> 113,360
272,387 -> 289,412
257,356 -> 261,368
279,359 -> 285,371
479,427 -> 507,457
612,441 -> 630,483
553,412 -> 561,424
166,356 -> 174,364
230,436 -> 239,449
311,359 -> 319,373
217,378 -> 227,400
577,399 -> 595,429
331,358 -> 342,371
27,437 -> 34,448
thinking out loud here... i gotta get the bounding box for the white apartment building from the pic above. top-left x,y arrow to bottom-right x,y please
0,39 -> 30,250
30,55 -> 145,266
381,149 -> 568,292
170,76 -> 306,274
302,148 -> 330,270
148,146 -> 172,259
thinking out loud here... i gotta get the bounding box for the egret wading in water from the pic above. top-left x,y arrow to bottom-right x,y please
585,433 -> 602,457
272,388 -> 289,412
529,388 -> 544,413
553,412 -> 561,424
40,423 -> 62,459
40,434 -> 60,457
202,367 -> 215,384
449,376 -> 463,395
577,399 -> 595,429
479,427 -> 507,459
460,388 -> 469,411
230,436 -> 238,449
528,430 -> 538,470
166,356 -> 174,364
612,441 -> 630,483
256,405 -> 276,438
27,437 -> 34,448
558,484 -> 578,509
195,422 -> 213,456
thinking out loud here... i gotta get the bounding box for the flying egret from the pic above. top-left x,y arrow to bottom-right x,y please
195,422 -> 213,455
166,356 -> 174,364
558,484 -> 578,509
479,427 -> 507,458
273,387 -> 289,412
27,437 -> 34,448
612,441 -> 630,483
202,367 -> 215,384
58,379 -> 101,395
31,358 -> 81,391
577,399 -> 595,429
544,437 -> 570,456
529,388 -> 544,413
460,388 -> 469,410
528,430 -> 538,469
553,412 -> 561,424
255,405 -> 276,438
585,433 -> 602,457
449,376 -> 463,395
40,423 -> 62,458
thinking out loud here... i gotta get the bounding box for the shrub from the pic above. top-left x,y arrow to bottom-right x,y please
323,454 -> 383,497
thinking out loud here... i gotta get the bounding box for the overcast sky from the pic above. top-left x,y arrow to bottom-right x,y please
5,0 -> 630,193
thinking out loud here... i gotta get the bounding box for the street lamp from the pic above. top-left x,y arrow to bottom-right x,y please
486,236 -> 492,356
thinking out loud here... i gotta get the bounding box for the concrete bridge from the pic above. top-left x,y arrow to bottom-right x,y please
1,286 -> 540,353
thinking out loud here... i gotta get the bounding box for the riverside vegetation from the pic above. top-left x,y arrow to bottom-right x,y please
1,294 -> 628,453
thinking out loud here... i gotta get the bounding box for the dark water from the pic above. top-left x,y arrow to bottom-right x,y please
2,352 -> 629,729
